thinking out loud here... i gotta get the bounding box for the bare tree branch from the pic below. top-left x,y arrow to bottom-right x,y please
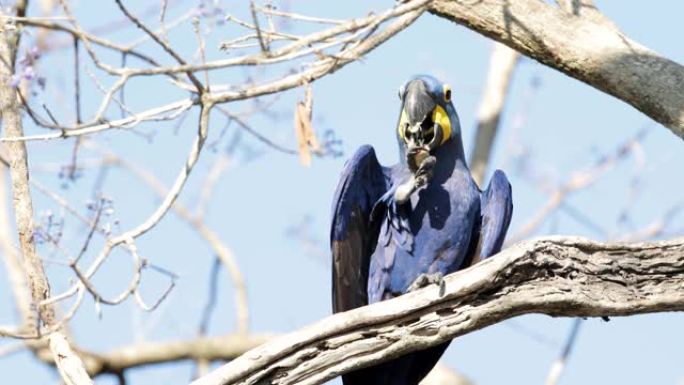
469,42 -> 519,186
4,1 -> 683,383
0,12 -> 93,385
193,236 -> 684,385
94,144 -> 250,333
555,0 -> 615,28
80,333 -> 273,376
507,129 -> 646,244
0,164 -> 32,330
207,0 -> 428,105
38,101 -> 214,328
113,0 -> 204,93
3,0 -> 428,143
429,0 -> 684,138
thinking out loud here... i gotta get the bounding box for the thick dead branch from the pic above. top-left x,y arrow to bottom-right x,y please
429,0 -> 684,138
555,0 -> 615,27
194,236 -> 684,385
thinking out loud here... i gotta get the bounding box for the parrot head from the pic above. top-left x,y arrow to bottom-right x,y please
396,75 -> 461,170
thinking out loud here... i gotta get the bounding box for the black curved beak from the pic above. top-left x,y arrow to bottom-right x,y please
402,80 -> 441,152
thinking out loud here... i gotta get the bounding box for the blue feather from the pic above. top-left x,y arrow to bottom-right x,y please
331,75 -> 513,385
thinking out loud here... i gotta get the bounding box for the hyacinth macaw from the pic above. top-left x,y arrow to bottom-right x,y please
330,74 -> 513,385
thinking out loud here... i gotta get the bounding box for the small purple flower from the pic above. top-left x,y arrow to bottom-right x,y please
32,227 -> 46,244
11,46 -> 44,89
195,0 -> 225,22
23,66 -> 35,80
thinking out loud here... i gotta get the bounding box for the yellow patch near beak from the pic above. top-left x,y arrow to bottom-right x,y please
398,109 -> 409,141
431,105 -> 451,145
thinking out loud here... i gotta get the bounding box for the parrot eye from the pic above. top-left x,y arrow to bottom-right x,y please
443,84 -> 451,102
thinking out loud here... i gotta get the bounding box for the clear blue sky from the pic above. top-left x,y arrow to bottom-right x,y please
1,1 -> 683,384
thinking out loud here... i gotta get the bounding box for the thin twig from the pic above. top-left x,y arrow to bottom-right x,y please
545,319 -> 582,385
249,0 -> 269,55
113,0 -> 204,93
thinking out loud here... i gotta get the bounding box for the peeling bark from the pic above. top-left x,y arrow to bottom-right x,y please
194,236 -> 684,385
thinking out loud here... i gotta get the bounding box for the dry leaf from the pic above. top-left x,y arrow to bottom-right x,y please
294,84 -> 320,166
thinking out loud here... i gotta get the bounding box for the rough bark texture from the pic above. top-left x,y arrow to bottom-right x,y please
0,14 -> 93,385
429,0 -> 684,139
0,20 -> 51,331
193,236 -> 684,385
0,164 -> 33,327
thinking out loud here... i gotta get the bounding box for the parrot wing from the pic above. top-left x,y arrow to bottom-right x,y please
473,169 -> 513,263
331,145 -> 389,313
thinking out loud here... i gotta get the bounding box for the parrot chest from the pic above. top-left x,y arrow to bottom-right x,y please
375,166 -> 480,297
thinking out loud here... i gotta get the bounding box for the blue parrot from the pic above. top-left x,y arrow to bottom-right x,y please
330,75 -> 513,385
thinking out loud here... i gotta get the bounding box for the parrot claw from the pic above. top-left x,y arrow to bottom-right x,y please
414,155 -> 436,188
407,272 -> 445,296
394,154 -> 437,205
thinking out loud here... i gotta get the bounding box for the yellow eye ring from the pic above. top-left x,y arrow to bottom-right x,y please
443,84 -> 451,102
